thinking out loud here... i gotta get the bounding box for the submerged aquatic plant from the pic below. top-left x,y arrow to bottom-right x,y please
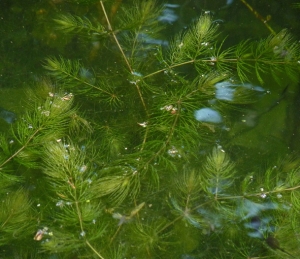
0,0 -> 300,258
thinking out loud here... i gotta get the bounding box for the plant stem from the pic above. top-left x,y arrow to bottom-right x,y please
74,184 -> 105,259
239,0 -> 276,35
0,128 -> 41,168
86,240 -> 105,259
99,1 -> 148,117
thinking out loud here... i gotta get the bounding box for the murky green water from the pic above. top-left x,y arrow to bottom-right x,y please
0,0 -> 300,258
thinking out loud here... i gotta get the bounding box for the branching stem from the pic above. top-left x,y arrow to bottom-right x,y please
99,1 -> 148,117
143,57 -> 294,80
0,128 -> 41,168
142,60 -> 195,79
144,102 -> 181,167
74,185 -> 105,259
158,184 -> 300,234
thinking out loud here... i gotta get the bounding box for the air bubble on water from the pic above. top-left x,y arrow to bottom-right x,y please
132,71 -> 142,77
129,80 -> 137,85
138,122 -> 148,127
216,144 -> 225,153
167,146 -> 179,157
41,110 -> 50,116
56,200 -> 64,208
161,105 -> 173,111
79,165 -> 87,173
260,193 -> 267,199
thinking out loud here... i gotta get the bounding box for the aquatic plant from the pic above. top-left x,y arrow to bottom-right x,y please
0,0 -> 300,258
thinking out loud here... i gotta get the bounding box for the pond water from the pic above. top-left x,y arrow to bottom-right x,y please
0,0 -> 300,258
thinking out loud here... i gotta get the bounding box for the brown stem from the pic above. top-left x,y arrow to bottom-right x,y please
0,128 -> 41,168
239,0 -> 276,35
99,1 -> 148,116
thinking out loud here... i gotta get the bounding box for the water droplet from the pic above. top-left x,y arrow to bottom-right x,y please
260,193 -> 267,199
41,110 -> 50,116
79,165 -> 87,173
56,200 -> 64,207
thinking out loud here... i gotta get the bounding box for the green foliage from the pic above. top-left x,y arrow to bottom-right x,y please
43,57 -> 119,103
201,147 -> 236,198
128,219 -> 173,256
169,15 -> 219,66
53,14 -> 107,36
161,16 -> 300,85
1,0 -> 300,258
0,189 -> 34,246
292,2 -> 300,9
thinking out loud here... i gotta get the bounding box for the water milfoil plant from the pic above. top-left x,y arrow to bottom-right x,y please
0,0 -> 300,258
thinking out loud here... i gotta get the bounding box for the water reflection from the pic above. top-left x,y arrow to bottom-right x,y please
215,81 -> 264,102
0,106 -> 16,124
158,4 -> 179,24
194,108 -> 222,123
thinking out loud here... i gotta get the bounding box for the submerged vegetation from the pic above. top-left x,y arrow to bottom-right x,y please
1,0 -> 300,258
